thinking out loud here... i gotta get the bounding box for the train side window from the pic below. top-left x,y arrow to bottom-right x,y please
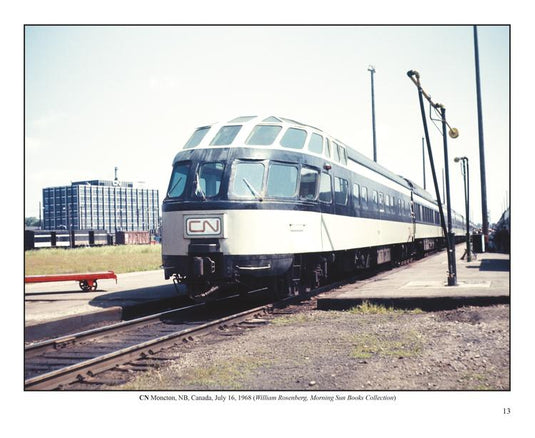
308,133 -> 323,154
361,186 -> 368,208
280,128 -> 307,149
352,183 -> 360,207
341,146 -> 347,165
299,167 -> 319,200
325,138 -> 332,159
184,126 -> 211,149
246,125 -> 282,146
319,172 -> 332,203
210,125 -> 242,146
334,177 -> 348,205
231,161 -> 265,199
266,163 -> 298,198
378,192 -> 385,212
198,162 -> 225,198
372,190 -> 378,209
333,142 -> 341,163
167,162 -> 190,198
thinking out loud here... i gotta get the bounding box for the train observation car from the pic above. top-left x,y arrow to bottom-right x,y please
161,115 -> 465,300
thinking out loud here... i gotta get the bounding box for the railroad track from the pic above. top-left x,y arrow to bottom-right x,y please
24,295 -> 273,390
24,258 -> 421,390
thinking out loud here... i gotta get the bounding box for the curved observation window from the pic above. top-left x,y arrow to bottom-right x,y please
280,128 -> 307,149
167,162 -> 190,198
308,133 -> 323,154
266,163 -> 298,198
246,125 -> 282,145
197,162 -> 225,198
184,127 -> 210,149
210,125 -> 242,146
231,161 -> 265,199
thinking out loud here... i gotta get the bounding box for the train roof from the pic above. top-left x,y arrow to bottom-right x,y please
177,115 -> 438,199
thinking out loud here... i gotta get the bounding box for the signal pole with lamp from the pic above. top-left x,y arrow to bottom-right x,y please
407,70 -> 459,286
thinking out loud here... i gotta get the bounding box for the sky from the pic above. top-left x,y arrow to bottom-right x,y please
24,25 -> 510,225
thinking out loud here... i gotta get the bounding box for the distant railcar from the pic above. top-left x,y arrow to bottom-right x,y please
116,231 -> 150,245
90,230 -> 109,246
71,230 -> 91,247
24,230 -> 53,250
52,230 -> 71,248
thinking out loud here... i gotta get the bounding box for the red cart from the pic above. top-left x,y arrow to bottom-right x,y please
25,271 -> 117,292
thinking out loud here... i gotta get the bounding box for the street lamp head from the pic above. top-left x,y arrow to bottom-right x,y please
368,65 -> 376,73
448,127 -> 459,138
454,156 -> 468,163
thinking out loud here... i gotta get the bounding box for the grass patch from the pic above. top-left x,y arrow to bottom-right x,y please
347,301 -> 423,315
24,244 -> 162,275
271,313 -> 318,326
350,330 -> 424,359
119,356 -> 270,390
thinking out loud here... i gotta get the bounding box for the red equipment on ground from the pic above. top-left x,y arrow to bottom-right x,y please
24,271 -> 117,292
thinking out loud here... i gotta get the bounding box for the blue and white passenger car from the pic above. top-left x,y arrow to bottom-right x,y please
161,115 -> 464,300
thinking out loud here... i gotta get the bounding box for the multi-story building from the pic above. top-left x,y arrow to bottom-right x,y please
42,178 -> 159,234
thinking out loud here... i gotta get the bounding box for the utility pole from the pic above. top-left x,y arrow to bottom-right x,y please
368,65 -> 377,162
455,156 -> 472,262
474,25 -> 489,238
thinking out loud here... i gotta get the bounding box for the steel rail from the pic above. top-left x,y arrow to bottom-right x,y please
24,303 -> 272,390
25,302 -> 205,358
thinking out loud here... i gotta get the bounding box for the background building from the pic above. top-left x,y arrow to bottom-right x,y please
42,176 -> 159,234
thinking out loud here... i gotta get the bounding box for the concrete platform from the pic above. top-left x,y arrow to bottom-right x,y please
317,245 -> 510,310
24,270 -> 184,342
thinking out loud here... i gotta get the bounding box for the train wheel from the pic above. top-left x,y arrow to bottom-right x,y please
269,274 -> 300,300
79,280 -> 91,292
90,280 -> 98,291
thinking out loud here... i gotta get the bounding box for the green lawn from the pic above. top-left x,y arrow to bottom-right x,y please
25,244 -> 163,275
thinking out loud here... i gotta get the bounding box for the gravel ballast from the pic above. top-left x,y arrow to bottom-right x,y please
117,302 -> 509,391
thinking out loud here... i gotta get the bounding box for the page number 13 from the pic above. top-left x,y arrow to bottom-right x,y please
503,408 -> 511,415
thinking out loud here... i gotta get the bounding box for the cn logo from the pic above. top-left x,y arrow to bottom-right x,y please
185,216 -> 222,237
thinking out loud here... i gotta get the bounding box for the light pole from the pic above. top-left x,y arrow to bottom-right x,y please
407,70 -> 459,286
473,26 -> 489,239
455,156 -> 472,262
368,65 -> 377,162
